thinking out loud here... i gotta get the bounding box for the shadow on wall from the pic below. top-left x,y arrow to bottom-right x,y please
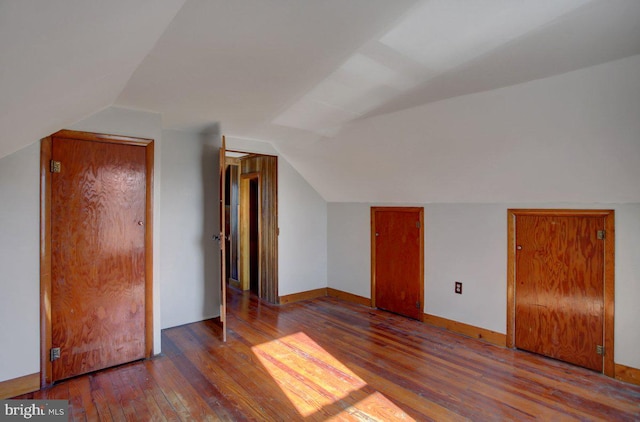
200,123 -> 221,318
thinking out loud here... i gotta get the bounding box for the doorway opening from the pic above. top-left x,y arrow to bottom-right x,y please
249,177 -> 260,295
225,151 -> 278,304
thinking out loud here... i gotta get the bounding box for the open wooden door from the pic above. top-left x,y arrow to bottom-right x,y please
219,136 -> 227,342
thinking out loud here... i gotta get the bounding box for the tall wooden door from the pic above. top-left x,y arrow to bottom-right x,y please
515,215 -> 605,371
372,207 -> 424,320
50,133 -> 149,382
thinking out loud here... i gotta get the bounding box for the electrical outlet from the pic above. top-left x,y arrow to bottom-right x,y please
455,281 -> 462,294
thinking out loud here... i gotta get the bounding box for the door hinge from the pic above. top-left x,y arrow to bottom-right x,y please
50,347 -> 61,362
596,345 -> 604,356
50,160 -> 61,173
597,230 -> 605,240
416,221 -> 421,229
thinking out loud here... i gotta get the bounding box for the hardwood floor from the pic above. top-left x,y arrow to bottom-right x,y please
17,288 -> 640,420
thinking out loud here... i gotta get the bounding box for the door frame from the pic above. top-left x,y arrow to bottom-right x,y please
40,130 -> 154,387
235,152 -> 279,304
506,209 -> 614,376
370,207 -> 424,313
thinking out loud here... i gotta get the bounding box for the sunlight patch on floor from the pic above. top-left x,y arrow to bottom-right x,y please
252,331 -> 413,420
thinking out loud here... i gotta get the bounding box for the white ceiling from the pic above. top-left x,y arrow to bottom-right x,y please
116,0 -> 418,136
0,0 -> 185,158
116,0 -> 640,142
2,0 -> 640,202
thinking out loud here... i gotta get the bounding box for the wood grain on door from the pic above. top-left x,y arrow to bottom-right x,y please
51,136 -> 147,381
372,207 -> 423,320
515,215 -> 604,372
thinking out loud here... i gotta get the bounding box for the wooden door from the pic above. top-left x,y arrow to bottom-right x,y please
219,136 -> 227,342
50,135 -> 147,381
372,207 -> 424,320
515,215 -> 605,371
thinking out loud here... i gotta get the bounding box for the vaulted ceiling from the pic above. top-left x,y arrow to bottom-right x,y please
2,0 -> 640,202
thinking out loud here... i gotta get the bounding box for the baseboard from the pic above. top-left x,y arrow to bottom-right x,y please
615,363 -> 640,386
279,288 -> 328,304
0,373 -> 40,399
278,290 -> 506,348
327,288 -> 372,307
423,314 -> 506,347
279,287 -> 373,307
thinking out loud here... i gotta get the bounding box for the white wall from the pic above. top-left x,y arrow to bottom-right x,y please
327,204 -> 371,298
70,106 -> 164,354
226,137 -> 328,297
0,142 -> 41,381
160,129 -> 219,328
424,204 -> 506,332
278,158 -> 328,296
613,204 -> 640,369
278,54 -> 640,204
327,202 -> 640,369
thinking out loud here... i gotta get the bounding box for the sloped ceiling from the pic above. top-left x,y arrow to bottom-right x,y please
116,0 -> 418,135
0,0 -> 186,158
2,0 -> 640,202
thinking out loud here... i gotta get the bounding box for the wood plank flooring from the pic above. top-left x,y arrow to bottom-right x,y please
16,288 -> 640,420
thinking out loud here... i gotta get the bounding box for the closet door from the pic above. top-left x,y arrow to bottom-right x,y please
46,131 -> 153,382
371,207 -> 424,320
515,214 -> 605,371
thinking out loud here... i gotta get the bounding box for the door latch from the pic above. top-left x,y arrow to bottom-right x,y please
50,347 -> 61,362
